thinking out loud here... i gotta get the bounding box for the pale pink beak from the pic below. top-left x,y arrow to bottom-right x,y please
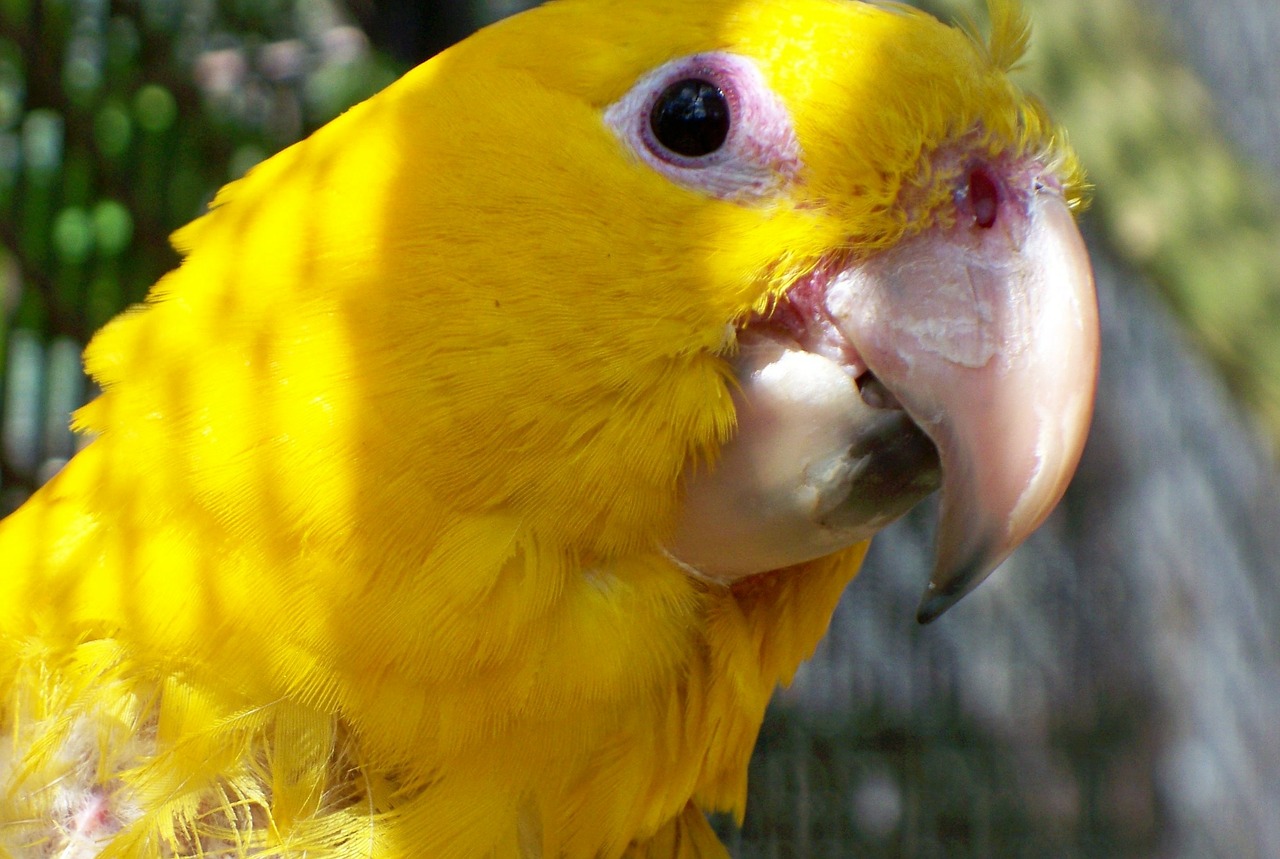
826,171 -> 1099,622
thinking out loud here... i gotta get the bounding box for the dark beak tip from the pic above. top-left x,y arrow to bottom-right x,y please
915,590 -> 954,625
914,547 -> 1000,625
915,581 -> 975,623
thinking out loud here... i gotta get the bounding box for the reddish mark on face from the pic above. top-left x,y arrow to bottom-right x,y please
71,787 -> 115,838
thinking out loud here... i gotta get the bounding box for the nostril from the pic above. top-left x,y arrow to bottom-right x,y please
968,167 -> 999,229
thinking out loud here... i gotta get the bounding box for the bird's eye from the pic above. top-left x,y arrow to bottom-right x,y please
604,52 -> 800,201
649,78 -> 731,158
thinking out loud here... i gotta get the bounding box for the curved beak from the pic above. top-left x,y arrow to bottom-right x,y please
826,184 -> 1099,623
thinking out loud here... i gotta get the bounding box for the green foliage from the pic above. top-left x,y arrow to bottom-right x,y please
0,0 -> 399,499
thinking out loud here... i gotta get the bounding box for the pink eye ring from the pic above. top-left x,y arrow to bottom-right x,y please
605,52 -> 802,201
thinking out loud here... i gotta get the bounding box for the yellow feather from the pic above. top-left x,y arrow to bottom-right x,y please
0,0 -> 1081,855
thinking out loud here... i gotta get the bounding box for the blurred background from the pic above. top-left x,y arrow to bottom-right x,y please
2,0 -> 1279,855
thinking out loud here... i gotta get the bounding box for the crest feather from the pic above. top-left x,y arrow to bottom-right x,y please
958,0 -> 1031,72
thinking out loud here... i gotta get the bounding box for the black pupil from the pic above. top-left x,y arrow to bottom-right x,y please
649,78 -> 730,158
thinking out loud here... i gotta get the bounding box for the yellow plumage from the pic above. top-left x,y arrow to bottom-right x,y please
0,1 -> 1084,856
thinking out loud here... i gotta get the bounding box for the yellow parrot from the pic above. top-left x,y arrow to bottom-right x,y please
0,0 -> 1097,856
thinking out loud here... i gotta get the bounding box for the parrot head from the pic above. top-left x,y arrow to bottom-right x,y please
78,0 -> 1096,626
581,0 -> 1099,620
